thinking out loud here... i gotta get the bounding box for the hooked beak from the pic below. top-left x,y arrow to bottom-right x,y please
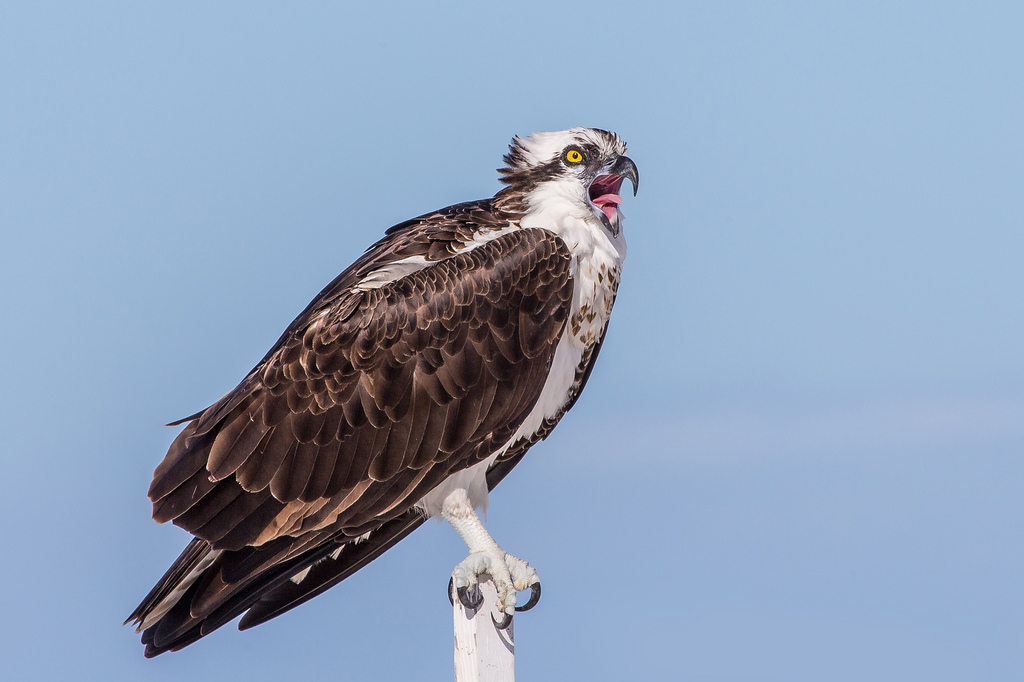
609,155 -> 639,196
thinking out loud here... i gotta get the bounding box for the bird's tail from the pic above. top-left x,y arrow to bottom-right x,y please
125,538 -> 218,634
125,512 -> 426,657
126,446 -> 531,656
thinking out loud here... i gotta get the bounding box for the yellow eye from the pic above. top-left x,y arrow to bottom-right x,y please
565,148 -> 583,164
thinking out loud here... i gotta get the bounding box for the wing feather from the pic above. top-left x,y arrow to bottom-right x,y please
269,439 -> 319,502
399,384 -> 432,469
134,207 -> 576,656
299,437 -> 342,502
147,422 -> 207,503
152,464 -> 218,524
174,478 -> 246,531
235,422 -> 292,492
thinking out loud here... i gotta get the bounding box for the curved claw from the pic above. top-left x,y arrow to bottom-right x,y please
492,611 -> 513,630
514,582 -> 541,612
457,585 -> 483,611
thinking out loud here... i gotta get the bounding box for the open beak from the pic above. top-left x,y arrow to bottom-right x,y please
588,155 -> 639,234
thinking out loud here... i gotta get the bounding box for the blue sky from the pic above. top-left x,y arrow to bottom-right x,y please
1,2 -> 1021,680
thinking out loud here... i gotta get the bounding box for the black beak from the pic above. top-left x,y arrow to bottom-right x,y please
610,156 -> 639,196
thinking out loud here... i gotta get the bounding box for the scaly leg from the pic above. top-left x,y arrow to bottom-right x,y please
441,488 -> 541,628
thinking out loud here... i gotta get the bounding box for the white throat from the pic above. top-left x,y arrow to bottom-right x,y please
519,179 -> 627,273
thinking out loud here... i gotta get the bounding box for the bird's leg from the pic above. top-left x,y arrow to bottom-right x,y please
441,488 -> 541,625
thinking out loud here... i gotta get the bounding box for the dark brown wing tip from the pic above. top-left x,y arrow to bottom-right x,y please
166,412 -> 201,427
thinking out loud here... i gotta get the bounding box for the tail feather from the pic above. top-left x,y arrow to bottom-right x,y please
239,511 -> 425,629
125,539 -> 217,631
128,524 -> 399,656
128,447 -> 531,655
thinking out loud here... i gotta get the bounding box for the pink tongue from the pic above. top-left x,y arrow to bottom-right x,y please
592,193 -> 621,221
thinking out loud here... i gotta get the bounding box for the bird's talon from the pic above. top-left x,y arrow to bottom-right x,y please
492,611 -> 513,630
515,582 -> 541,612
457,585 -> 483,611
444,573 -> 456,606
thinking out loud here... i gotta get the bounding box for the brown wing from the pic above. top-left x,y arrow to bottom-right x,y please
146,226 -> 572,553
130,310 -> 603,658
235,326 -> 612,632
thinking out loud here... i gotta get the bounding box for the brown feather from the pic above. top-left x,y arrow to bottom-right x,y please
335,427 -> 377,491
398,385 -> 431,467
357,377 -> 388,428
235,422 -> 293,492
194,487 -> 275,545
152,466 -> 218,523
340,393 -> 367,428
215,495 -> 287,551
148,422 -> 207,503
175,480 -> 246,532
299,438 -> 341,502
207,408 -> 270,481
289,409 -> 325,444
270,439 -> 317,502
410,399 -> 449,468
365,420 -> 395,481
416,364 -> 452,405
134,222 -> 586,655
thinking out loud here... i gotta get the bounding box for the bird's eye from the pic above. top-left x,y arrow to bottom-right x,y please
564,148 -> 584,164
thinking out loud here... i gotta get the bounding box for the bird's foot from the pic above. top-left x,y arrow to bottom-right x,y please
448,549 -> 541,625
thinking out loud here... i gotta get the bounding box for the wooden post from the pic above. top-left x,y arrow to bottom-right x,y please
453,576 -> 514,681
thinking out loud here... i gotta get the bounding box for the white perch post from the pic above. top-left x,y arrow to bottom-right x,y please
453,576 -> 514,681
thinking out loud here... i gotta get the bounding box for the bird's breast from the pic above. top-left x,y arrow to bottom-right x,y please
569,256 -> 621,348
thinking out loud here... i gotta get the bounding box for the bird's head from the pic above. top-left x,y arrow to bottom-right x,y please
495,127 -> 639,236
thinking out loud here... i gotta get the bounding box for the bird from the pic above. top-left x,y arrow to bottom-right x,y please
126,127 -> 638,657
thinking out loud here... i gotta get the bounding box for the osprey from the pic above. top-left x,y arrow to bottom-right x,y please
127,127 -> 638,656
